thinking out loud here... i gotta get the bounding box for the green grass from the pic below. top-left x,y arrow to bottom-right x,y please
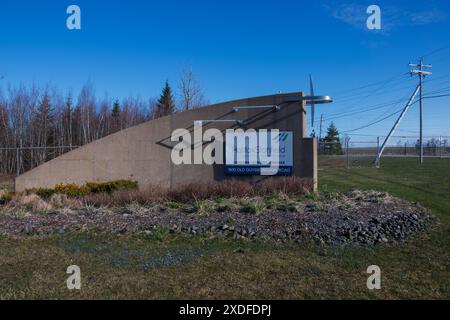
1,158 -> 449,299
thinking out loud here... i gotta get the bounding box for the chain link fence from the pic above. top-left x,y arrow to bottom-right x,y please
1,136 -> 449,189
319,135 -> 450,169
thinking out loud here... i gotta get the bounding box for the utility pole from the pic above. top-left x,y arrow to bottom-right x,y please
377,136 -> 380,158
319,114 -> 323,151
319,114 -> 323,140
345,136 -> 350,169
409,57 -> 432,164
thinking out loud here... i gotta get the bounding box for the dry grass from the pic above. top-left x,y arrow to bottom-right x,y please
13,194 -> 52,212
83,178 -> 312,207
1,178 -> 311,213
48,194 -> 82,209
259,177 -> 313,196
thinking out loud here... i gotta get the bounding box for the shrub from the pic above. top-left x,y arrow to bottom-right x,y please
0,189 -> 14,205
167,200 -> 182,209
54,183 -> 89,198
31,188 -> 56,199
239,197 -> 266,215
86,180 -> 138,194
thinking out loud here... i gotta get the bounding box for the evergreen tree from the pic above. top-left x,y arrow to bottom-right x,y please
63,94 -> 73,147
112,99 -> 120,118
111,99 -> 121,132
156,80 -> 175,117
34,92 -> 54,163
37,93 -> 53,144
323,122 -> 342,155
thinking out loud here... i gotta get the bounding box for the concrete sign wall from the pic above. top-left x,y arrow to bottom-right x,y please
15,92 -> 318,192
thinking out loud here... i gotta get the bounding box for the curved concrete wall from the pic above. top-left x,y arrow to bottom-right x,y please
15,92 -> 317,191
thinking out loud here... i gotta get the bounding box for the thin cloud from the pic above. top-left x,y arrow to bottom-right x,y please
326,3 -> 447,33
408,8 -> 447,25
330,3 -> 368,30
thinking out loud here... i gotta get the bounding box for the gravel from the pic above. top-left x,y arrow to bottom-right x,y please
0,191 -> 431,246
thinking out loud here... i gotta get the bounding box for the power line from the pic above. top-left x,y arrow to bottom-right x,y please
369,88 -> 414,124
423,42 -> 450,58
318,43 -> 450,135
323,97 -> 408,121
324,81 -> 414,118
327,75 -> 436,115
341,96 -> 426,134
423,85 -> 450,95
332,74 -> 410,104
326,71 -> 447,135
324,42 -> 450,117
342,107 -> 407,133
329,72 -> 407,98
424,93 -> 450,99
318,74 -> 412,124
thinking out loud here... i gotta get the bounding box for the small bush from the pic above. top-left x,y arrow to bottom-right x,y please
167,200 -> 182,209
55,183 -> 89,198
239,197 -> 266,215
0,189 -> 14,205
86,180 -> 138,194
31,188 -> 56,199
214,198 -> 238,213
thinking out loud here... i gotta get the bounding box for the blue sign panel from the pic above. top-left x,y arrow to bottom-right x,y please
225,131 -> 293,176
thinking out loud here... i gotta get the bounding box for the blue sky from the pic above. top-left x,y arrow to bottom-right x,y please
1,0 -> 449,139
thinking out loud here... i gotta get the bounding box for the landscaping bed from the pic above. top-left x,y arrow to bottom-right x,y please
0,190 -> 430,245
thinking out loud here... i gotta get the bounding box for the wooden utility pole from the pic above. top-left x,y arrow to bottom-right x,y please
409,57 -> 432,164
319,114 -> 323,151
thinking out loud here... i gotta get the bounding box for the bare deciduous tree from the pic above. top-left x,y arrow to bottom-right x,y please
0,78 -> 208,177
178,67 -> 206,111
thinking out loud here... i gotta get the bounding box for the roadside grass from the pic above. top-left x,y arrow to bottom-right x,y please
0,158 -> 449,299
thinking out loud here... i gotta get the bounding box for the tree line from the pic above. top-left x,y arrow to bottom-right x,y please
0,69 -> 206,176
